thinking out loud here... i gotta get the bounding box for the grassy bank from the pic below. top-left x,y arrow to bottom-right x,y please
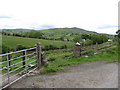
41,46 -> 118,74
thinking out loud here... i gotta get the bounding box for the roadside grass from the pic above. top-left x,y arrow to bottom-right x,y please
40,46 -> 118,74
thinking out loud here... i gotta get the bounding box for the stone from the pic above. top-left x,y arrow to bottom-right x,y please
28,64 -> 35,67
26,73 -> 30,77
30,73 -> 35,76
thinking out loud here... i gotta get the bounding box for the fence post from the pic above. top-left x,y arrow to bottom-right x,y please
7,55 -> 10,84
22,51 -> 26,68
41,52 -> 46,65
8,54 -> 11,67
36,43 -> 41,69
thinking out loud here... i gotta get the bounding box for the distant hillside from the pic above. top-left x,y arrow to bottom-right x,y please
1,29 -> 33,34
39,27 -> 98,36
1,27 -> 113,38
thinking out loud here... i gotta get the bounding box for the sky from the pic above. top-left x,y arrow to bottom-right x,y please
0,0 -> 119,34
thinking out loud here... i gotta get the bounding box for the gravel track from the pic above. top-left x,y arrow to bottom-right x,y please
8,61 -> 118,88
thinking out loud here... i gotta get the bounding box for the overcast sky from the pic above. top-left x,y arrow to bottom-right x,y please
0,0 -> 119,34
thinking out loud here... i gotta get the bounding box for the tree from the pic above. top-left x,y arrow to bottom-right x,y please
85,39 -> 93,46
24,31 -> 43,39
73,35 -> 83,43
90,34 -> 108,44
81,34 -> 90,40
116,30 -> 120,44
116,30 -> 120,38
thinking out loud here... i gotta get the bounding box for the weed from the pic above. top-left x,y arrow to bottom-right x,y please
40,67 -> 64,74
36,79 -> 45,82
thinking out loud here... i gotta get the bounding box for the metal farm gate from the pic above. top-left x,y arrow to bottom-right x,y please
0,43 -> 42,89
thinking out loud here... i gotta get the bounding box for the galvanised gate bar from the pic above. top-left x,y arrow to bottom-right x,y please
0,43 -> 42,89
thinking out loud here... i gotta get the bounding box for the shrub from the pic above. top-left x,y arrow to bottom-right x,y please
105,48 -> 117,54
44,45 -> 58,51
44,63 -> 48,67
82,49 -> 94,55
1,45 -> 10,54
48,57 -> 56,62
60,45 -> 67,49
16,44 -> 27,51
84,39 -> 93,46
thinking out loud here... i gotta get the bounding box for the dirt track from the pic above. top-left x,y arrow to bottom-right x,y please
9,61 -> 118,88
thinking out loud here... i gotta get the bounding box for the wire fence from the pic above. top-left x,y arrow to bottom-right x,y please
0,44 -> 42,89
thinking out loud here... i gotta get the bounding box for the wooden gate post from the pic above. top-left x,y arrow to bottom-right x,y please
8,54 -> 11,66
41,52 -> 46,65
36,43 -> 41,69
22,51 -> 26,68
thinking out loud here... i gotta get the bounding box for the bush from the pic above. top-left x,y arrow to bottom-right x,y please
105,48 -> 117,54
44,45 -> 58,51
84,39 -> 93,46
16,44 -> 27,51
1,45 -> 10,54
82,49 -> 94,55
44,63 -> 48,67
48,57 -> 56,62
90,35 -> 108,44
60,45 -> 67,49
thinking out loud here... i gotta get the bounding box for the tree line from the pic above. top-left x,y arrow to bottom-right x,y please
73,34 -> 109,46
1,31 -> 70,41
1,31 -> 44,39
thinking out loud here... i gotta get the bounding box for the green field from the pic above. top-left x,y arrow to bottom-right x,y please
2,35 -> 74,49
1,41 -> 117,75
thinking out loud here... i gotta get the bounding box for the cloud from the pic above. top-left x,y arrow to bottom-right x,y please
0,0 -> 118,34
0,16 -> 11,18
26,24 -> 55,30
0,25 -> 13,28
32,25 -> 55,30
40,25 -> 55,29
98,25 -> 118,29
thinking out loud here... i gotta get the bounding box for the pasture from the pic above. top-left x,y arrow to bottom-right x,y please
2,35 -> 74,49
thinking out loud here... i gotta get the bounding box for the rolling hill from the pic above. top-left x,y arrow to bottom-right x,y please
1,29 -> 33,34
1,27 -> 113,40
40,27 -> 98,35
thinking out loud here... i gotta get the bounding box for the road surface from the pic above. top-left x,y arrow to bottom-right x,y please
8,61 -> 118,88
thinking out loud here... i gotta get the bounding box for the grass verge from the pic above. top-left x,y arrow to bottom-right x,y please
40,46 -> 118,74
